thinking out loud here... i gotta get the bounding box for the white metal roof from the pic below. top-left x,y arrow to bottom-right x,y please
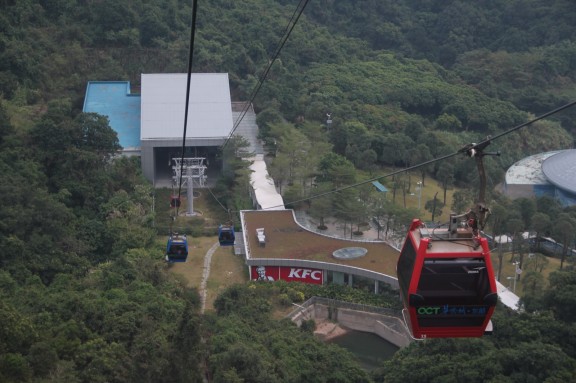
496,281 -> 520,310
504,151 -> 562,185
140,73 -> 233,140
542,149 -> 576,193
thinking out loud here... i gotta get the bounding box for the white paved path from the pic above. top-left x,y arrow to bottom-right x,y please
200,242 -> 219,314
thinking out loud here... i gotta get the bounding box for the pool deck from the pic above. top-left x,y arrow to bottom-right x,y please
83,81 -> 141,150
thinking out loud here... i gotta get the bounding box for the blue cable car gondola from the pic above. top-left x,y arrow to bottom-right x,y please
166,233 -> 188,263
218,224 -> 235,246
397,215 -> 498,339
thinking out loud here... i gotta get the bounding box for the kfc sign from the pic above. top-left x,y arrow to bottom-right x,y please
282,267 -> 323,284
251,266 -> 323,285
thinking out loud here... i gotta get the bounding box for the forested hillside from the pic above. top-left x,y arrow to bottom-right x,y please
2,1 -> 576,382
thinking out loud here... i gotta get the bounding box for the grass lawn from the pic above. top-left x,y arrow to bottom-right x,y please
492,251 -> 564,296
162,234 -> 248,311
154,187 -> 226,236
376,168 -> 455,223
164,236 -> 215,287
156,185 -> 249,310
204,246 -> 249,312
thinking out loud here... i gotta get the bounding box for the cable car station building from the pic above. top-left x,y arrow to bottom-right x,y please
503,149 -> 576,207
83,73 -> 261,186
140,73 -> 233,184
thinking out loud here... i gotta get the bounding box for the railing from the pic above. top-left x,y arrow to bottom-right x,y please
286,296 -> 402,319
292,211 -> 386,244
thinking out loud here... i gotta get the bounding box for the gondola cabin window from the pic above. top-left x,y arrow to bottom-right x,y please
415,258 -> 494,328
169,244 -> 188,256
417,258 -> 491,305
397,237 -> 417,302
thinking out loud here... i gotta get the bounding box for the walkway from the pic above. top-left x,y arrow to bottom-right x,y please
496,281 -> 521,311
232,103 -> 264,155
199,241 -> 219,314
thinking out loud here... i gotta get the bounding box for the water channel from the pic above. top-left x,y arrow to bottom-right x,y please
327,330 -> 400,371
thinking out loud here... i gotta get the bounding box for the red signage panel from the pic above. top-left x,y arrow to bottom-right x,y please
251,266 -> 323,285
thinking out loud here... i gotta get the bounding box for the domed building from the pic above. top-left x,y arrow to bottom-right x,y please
503,149 -> 576,206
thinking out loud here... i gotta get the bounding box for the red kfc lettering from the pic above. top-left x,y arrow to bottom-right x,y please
311,270 -> 322,280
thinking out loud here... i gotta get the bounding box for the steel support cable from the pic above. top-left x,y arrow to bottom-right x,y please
207,0 -> 310,216
223,0 -> 310,150
206,184 -> 229,212
229,0 -> 308,137
175,0 -> 199,218
459,99 -> 576,154
269,151 -> 461,210
258,100 -> 576,211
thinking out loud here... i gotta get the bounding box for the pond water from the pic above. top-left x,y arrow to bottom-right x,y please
327,330 -> 399,371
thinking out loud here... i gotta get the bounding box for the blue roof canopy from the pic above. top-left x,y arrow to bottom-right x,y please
372,181 -> 389,192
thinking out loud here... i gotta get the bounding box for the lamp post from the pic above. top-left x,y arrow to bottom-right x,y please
326,113 -> 332,132
506,276 -> 514,290
416,181 -> 423,210
512,261 -> 521,293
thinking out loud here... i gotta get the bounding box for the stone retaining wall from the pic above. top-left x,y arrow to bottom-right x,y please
289,302 -> 412,348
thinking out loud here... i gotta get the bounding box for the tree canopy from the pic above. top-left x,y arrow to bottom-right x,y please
2,0 -> 576,381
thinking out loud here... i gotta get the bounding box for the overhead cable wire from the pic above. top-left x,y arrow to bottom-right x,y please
229,0 -> 309,135
205,184 -> 230,212
175,0 -> 199,218
223,0 -> 310,150
270,151 -> 461,210
260,100 -> 576,211
460,100 -> 576,154
207,0 -> 310,215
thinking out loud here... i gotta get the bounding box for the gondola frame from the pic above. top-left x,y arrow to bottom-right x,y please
218,224 -> 235,246
166,234 -> 189,263
397,219 -> 498,339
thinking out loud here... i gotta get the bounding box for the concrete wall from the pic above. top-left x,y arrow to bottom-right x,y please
288,302 -> 412,348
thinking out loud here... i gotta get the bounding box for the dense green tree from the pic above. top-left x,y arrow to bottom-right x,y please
536,196 -> 563,219
74,112 -> 121,154
424,193 -> 444,222
542,271 -> 576,323
552,213 -> 576,269
316,152 -> 356,186
0,102 -> 14,143
210,283 -> 373,382
308,182 -> 335,230
436,161 -> 454,204
530,212 -> 552,243
2,1 -> 576,381
512,198 -> 536,229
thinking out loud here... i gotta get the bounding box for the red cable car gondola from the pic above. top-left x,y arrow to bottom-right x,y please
397,140 -> 499,339
397,216 -> 497,339
170,194 -> 181,208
